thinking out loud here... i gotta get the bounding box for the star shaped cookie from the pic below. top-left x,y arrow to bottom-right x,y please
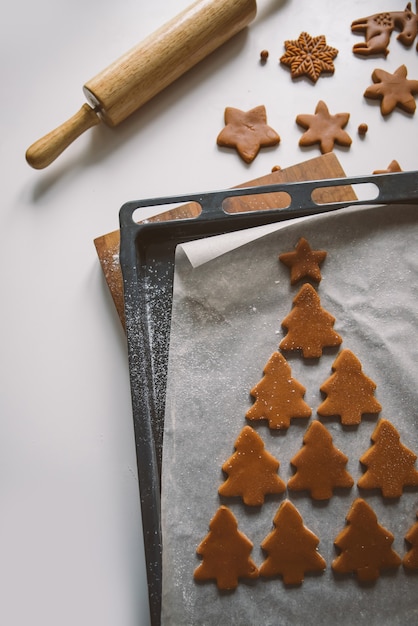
280,32 -> 338,83
217,105 -> 280,163
373,159 -> 403,174
296,100 -> 352,153
364,65 -> 418,115
279,237 -> 327,284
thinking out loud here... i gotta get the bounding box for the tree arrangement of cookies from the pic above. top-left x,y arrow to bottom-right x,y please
194,236 -> 418,590
191,2 -> 418,594
216,3 -> 418,174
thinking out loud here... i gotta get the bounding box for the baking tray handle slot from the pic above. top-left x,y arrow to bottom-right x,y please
222,190 -> 291,214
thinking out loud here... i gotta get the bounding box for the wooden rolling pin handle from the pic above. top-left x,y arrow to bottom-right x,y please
26,0 -> 256,169
25,104 -> 101,169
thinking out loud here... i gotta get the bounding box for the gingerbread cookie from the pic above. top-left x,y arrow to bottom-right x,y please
279,283 -> 342,358
358,419 -> 418,498
332,498 -> 401,582
296,100 -> 352,153
288,421 -> 354,500
373,159 -> 403,174
218,426 -> 286,506
194,505 -> 259,589
216,105 -> 280,163
317,349 -> 382,426
351,5 -> 418,57
260,500 -> 326,584
246,351 -> 311,429
279,237 -> 327,284
364,65 -> 418,115
280,32 -> 338,83
403,512 -> 418,570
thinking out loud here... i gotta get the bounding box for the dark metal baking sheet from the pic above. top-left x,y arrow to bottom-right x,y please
118,170 -> 418,626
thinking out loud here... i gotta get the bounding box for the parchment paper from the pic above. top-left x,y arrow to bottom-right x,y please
161,203 -> 418,625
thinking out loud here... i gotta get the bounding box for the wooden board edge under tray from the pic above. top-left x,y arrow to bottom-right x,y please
94,153 -> 357,328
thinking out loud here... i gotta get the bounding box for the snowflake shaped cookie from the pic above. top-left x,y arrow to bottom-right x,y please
280,32 -> 338,83
296,100 -> 352,153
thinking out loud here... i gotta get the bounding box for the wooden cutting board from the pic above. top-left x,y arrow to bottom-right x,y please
94,153 -> 357,327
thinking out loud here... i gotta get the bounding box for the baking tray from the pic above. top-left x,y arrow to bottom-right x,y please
118,170 -> 418,626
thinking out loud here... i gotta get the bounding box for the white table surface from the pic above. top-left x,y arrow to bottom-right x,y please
1,1 -> 417,625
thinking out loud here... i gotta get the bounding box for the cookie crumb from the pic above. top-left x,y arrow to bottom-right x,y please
358,123 -> 368,136
260,49 -> 269,62
271,165 -> 281,172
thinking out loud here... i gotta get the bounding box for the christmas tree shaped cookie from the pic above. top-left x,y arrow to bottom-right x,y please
288,420 -> 354,500
317,349 -> 382,425
260,500 -> 326,584
332,498 -> 401,582
279,237 -> 327,285
246,351 -> 311,429
279,283 -> 342,358
358,419 -> 418,498
403,512 -> 418,570
194,505 -> 259,589
218,425 -> 286,505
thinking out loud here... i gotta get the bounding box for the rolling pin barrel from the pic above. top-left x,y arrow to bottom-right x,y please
84,0 -> 257,126
26,0 -> 257,169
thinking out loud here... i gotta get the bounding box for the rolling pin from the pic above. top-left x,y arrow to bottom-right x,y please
26,0 -> 257,169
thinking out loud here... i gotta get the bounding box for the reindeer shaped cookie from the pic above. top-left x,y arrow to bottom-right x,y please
351,2 -> 418,56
